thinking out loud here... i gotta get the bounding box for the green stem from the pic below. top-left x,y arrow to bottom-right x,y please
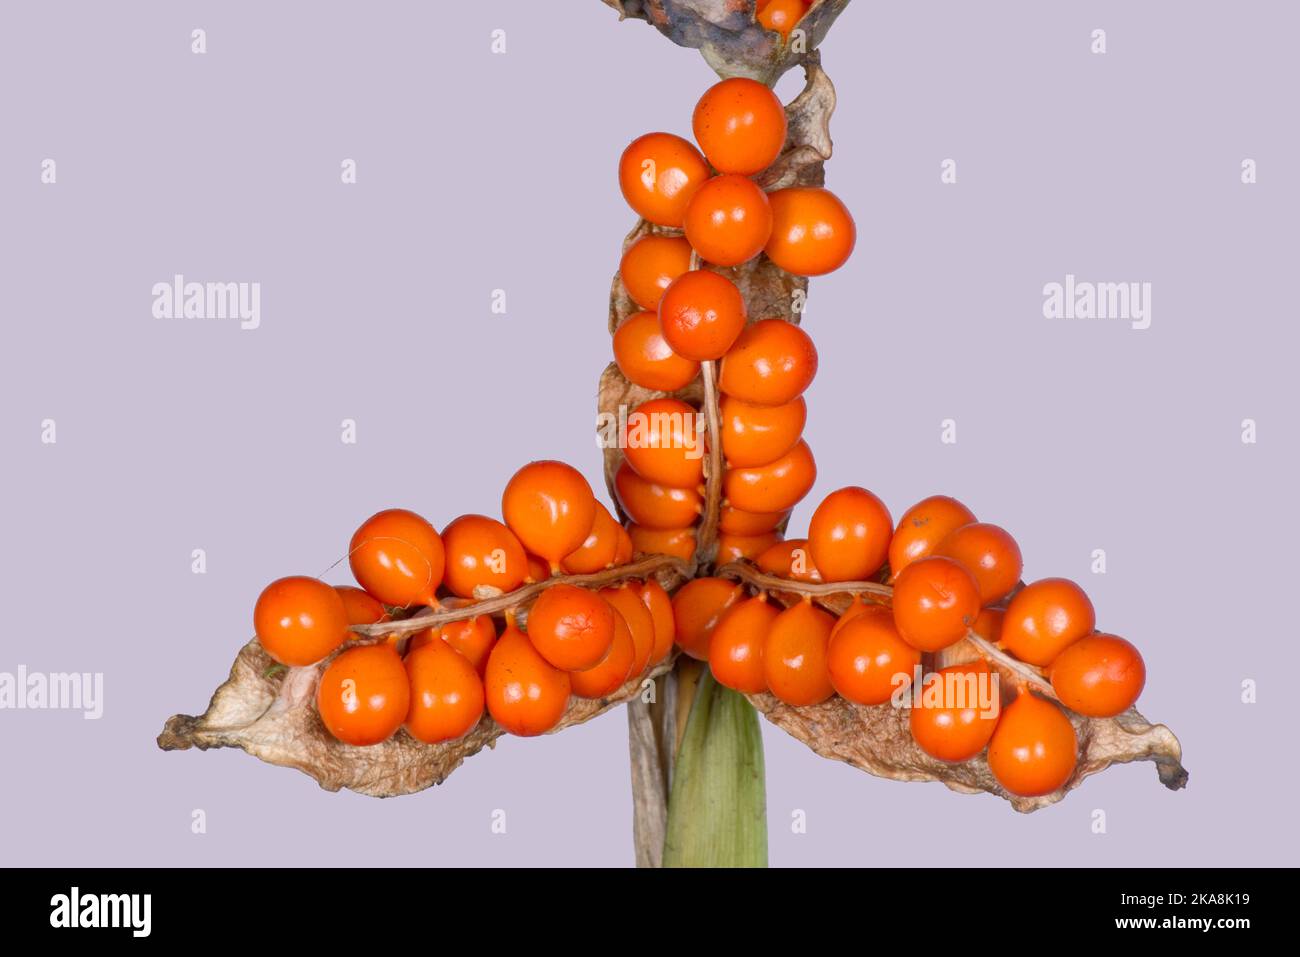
663,668 -> 768,867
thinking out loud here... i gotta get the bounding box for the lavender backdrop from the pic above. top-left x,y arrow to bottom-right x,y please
1,0 -> 1297,866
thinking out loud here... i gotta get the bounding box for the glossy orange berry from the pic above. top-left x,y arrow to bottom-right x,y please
888,496 -> 978,579
404,639 -> 484,744
502,461 -> 597,569
622,397 -> 705,488
909,660 -> 1001,762
570,609 -> 636,699
612,311 -> 701,392
933,523 -> 1023,606
627,523 -> 697,561
526,584 -> 616,672
349,509 -> 446,609
717,530 -> 781,563
719,505 -> 790,535
485,622 -> 571,736
757,0 -> 809,40
620,234 -> 694,311
709,595 -> 778,693
718,318 -> 817,406
615,461 -> 702,529
808,486 -> 893,582
1000,578 -> 1096,667
335,585 -> 387,627
827,605 -> 921,706
765,186 -> 856,276
764,599 -> 836,706
658,270 -> 748,361
317,644 -> 410,746
892,556 -> 982,652
635,579 -> 677,665
683,174 -> 773,267
441,514 -> 528,599
756,538 -> 821,583
987,692 -> 1078,797
561,503 -> 622,574
719,394 -> 806,468
693,77 -> 787,176
602,584 -> 656,678
255,576 -> 350,667
1049,634 -> 1146,717
671,577 -> 744,660
408,615 -> 497,677
616,460 -> 702,527
619,132 -> 710,227
722,438 -> 816,513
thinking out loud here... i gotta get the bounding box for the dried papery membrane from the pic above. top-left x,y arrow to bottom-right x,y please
751,693 -> 1185,813
603,0 -> 853,84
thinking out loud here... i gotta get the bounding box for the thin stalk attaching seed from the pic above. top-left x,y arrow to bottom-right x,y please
351,554 -> 690,640
714,560 -> 1063,704
714,561 -> 893,602
963,630 -> 1056,700
694,358 -> 725,567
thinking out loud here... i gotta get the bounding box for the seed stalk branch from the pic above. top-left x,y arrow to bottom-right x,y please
352,554 -> 690,639
695,359 -> 724,568
714,560 -> 1061,703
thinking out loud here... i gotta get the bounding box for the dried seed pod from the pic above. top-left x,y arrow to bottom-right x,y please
157,558 -> 689,796
713,561 -> 1187,812
603,0 -> 853,85
160,7 -> 1188,825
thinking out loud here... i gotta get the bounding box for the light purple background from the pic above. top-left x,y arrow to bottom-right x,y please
2,0 -> 1297,866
